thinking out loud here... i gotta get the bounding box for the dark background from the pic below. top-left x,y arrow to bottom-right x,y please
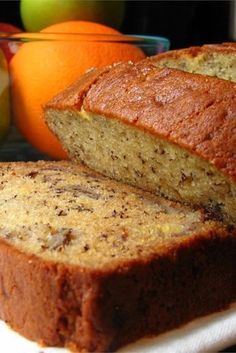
0,0 -> 233,49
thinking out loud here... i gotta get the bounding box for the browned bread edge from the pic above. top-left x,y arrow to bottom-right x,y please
1,225 -> 236,352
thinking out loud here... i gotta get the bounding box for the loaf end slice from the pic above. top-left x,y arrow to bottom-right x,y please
0,161 -> 236,352
45,59 -> 236,225
149,42 -> 236,82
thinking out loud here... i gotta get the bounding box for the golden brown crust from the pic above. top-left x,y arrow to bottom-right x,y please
44,65 -> 117,111
0,237 -> 102,351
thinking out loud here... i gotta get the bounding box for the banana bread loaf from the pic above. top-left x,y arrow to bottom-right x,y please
149,42 -> 236,82
0,161 -> 236,352
45,51 -> 236,225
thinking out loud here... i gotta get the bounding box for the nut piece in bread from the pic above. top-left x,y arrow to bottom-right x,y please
0,161 -> 236,352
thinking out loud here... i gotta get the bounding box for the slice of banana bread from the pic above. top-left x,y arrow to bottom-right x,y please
149,42 -> 236,82
0,161 -> 236,352
45,53 -> 236,225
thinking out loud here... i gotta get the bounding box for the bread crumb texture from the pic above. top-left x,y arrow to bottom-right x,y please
0,161 -> 223,269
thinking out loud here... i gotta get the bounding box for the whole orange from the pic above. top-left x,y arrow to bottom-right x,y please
10,21 -> 145,159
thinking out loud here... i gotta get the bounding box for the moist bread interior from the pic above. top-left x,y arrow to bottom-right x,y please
48,110 -> 236,225
0,161 -> 219,269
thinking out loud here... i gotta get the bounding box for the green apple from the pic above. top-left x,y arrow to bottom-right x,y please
20,0 -> 125,31
0,49 -> 10,141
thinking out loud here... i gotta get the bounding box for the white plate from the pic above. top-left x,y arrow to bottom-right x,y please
1,303 -> 236,353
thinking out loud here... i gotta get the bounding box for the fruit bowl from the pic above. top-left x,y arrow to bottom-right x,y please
0,32 -> 170,161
